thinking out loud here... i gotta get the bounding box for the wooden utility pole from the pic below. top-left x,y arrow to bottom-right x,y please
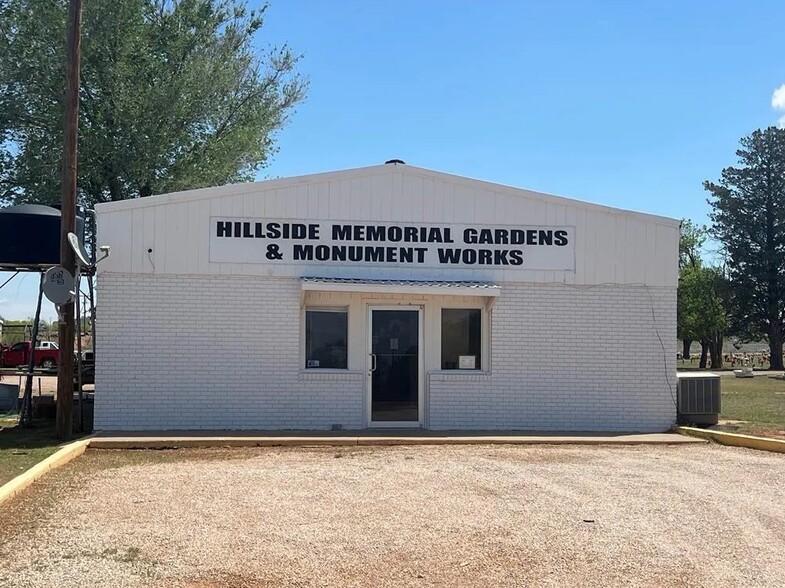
56,0 -> 83,440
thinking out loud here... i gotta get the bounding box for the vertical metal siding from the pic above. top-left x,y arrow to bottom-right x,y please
96,167 -> 679,287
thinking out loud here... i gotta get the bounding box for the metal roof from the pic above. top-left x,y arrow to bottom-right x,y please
93,163 -> 679,228
301,276 -> 501,297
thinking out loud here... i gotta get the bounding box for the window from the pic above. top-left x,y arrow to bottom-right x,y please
305,308 -> 348,369
441,308 -> 481,370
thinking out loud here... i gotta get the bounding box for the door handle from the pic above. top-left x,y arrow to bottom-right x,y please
369,353 -> 377,373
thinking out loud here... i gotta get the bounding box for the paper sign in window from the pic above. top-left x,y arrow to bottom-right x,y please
458,355 -> 476,370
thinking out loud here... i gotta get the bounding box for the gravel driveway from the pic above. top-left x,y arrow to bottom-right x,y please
1,444 -> 784,588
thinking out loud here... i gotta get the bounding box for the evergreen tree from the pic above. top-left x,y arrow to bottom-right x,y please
706,127 -> 785,369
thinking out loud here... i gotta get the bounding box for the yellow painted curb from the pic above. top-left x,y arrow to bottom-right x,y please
0,438 -> 90,506
676,426 -> 785,454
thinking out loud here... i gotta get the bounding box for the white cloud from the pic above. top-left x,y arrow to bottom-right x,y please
773,84 -> 785,127
773,84 -> 785,110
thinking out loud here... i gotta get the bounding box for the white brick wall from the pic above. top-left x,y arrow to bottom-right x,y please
429,283 -> 677,431
95,274 -> 365,430
95,274 -> 676,432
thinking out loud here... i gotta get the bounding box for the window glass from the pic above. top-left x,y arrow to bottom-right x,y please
305,309 -> 348,369
441,309 -> 481,370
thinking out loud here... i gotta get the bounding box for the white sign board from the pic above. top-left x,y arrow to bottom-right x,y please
209,218 -> 575,272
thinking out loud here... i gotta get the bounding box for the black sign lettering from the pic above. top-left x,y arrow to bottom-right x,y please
315,245 -> 330,261
438,248 -> 461,264
216,221 -> 232,237
266,244 -> 283,260
213,218 -> 571,269
293,244 -> 312,260
333,225 -> 352,240
365,247 -> 383,262
366,226 -> 385,241
494,250 -> 509,265
266,222 -> 281,239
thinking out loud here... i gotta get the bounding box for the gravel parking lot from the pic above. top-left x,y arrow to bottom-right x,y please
1,444 -> 784,588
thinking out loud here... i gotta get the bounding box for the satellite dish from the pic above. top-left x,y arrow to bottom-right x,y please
68,232 -> 90,266
43,265 -> 75,304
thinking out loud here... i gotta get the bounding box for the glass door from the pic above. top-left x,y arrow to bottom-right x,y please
369,308 -> 421,425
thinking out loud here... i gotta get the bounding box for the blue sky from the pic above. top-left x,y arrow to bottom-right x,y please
2,0 -> 785,320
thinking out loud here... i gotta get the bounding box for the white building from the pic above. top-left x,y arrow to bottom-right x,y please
94,163 -> 679,432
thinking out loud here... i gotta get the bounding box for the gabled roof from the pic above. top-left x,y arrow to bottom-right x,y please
94,163 -> 679,227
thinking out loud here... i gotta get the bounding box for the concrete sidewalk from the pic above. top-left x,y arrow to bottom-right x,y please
89,430 -> 703,449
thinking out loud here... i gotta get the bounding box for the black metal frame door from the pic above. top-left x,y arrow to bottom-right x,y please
370,309 -> 419,423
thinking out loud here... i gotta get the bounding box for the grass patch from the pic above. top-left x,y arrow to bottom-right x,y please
0,413 -> 65,487
720,375 -> 785,436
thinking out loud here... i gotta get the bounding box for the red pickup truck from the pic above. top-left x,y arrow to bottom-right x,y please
0,341 -> 59,369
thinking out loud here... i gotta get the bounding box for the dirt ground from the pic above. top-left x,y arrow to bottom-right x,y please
0,374 -> 57,395
1,444 -> 784,588
0,375 -> 93,397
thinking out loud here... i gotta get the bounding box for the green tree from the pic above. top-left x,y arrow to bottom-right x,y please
0,0 -> 306,208
1,319 -> 33,345
679,219 -> 706,271
678,265 -> 728,369
677,219 -> 706,360
705,127 -> 785,370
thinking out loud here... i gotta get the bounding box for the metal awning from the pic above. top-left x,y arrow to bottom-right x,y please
300,276 -> 501,297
